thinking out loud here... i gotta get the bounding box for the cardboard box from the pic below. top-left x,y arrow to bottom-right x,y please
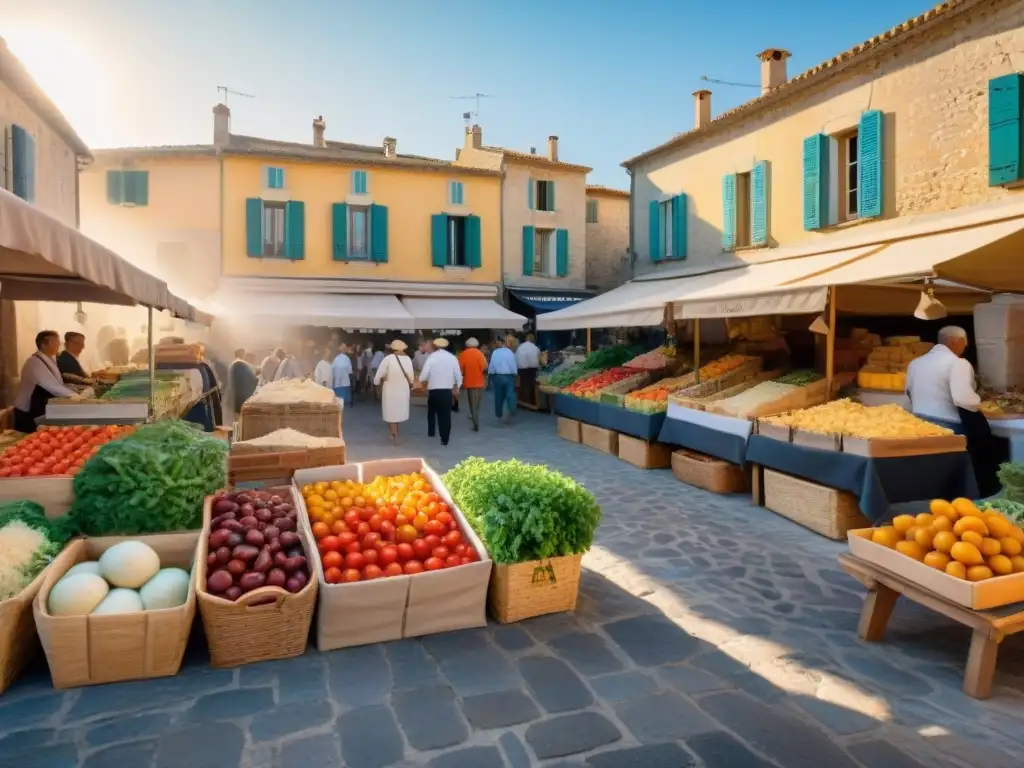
792,429 -> 841,452
755,421 -> 791,442
848,529 -> 1024,610
293,460 -> 491,650
0,477 -> 74,519
556,417 -> 581,443
580,424 -> 618,455
841,434 -> 966,458
617,434 -> 671,469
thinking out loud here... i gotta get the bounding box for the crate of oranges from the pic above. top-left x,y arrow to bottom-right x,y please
848,497 -> 1024,610
292,459 -> 491,650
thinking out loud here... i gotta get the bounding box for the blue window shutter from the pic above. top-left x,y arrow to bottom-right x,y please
263,167 -> 271,187
352,170 -> 367,195
802,134 -> 829,231
24,132 -> 35,203
672,194 -> 688,259
457,182 -> 464,204
130,171 -> 149,206
522,226 -> 535,275
555,229 -> 569,277
648,200 -> 662,262
751,161 -> 768,246
11,125 -> 30,201
721,174 -> 736,250
527,179 -> 534,210
245,198 -> 263,257
332,203 -> 348,260
284,201 -> 305,259
266,167 -> 284,189
857,110 -> 884,219
431,214 -> 448,267
370,204 -> 389,262
465,214 -> 482,268
990,74 -> 1024,186
548,181 -> 555,211
107,170 -> 125,204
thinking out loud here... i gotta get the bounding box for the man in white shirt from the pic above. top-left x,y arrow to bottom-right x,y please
260,348 -> 285,385
13,330 -> 82,432
514,333 -> 541,408
488,336 -> 518,423
331,345 -> 354,408
313,347 -> 334,389
273,349 -> 305,381
905,326 -> 981,425
418,338 -> 462,445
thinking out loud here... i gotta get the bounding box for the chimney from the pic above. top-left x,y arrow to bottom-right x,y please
547,135 -> 559,162
529,147 -> 537,155
313,116 -> 326,147
383,136 -> 397,158
693,90 -> 712,129
465,124 -> 482,150
757,49 -> 791,93
213,103 -> 230,147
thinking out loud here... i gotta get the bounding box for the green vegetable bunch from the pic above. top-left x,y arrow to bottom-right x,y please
998,462 -> 1024,505
982,497 -> 1024,524
70,420 -> 227,535
0,500 -> 76,544
443,458 -> 602,564
0,500 -> 66,600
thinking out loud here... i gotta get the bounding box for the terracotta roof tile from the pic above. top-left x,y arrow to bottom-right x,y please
586,185 -> 630,198
482,145 -> 592,173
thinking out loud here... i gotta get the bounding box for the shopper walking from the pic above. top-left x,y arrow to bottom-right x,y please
332,344 -> 354,408
458,337 -> 488,431
488,336 -> 518,424
370,345 -> 386,402
313,347 -> 334,389
515,333 -> 541,408
419,338 -> 462,445
373,340 -> 415,444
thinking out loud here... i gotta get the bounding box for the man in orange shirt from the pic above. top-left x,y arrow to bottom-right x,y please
458,337 -> 488,431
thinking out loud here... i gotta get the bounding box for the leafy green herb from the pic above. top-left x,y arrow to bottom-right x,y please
998,462 -> 1024,505
69,420 -> 227,535
982,498 -> 1024,524
443,458 -> 601,564
0,500 -> 75,544
546,345 -> 641,387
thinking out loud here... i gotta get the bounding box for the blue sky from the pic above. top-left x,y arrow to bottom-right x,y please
3,0 -> 933,187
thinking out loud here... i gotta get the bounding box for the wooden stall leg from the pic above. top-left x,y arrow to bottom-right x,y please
857,585 -> 899,642
964,628 -> 999,699
751,464 -> 765,506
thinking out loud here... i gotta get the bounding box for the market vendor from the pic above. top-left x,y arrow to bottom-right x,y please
906,325 -> 1003,496
57,332 -> 93,387
13,330 -> 83,432
229,348 -> 257,414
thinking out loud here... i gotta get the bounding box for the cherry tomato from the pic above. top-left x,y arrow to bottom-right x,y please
321,550 -> 343,569
396,543 -> 415,561
396,514 -> 410,527
331,520 -> 349,536
362,532 -> 381,550
0,469 -> 10,478
312,522 -> 330,540
324,567 -> 343,584
368,514 -> 383,532
345,551 -> 366,570
362,548 -> 379,566
379,506 -> 396,523
363,564 -> 383,580
343,510 -> 361,529
444,531 -> 463,547
384,562 -> 404,577
445,555 -> 462,568
356,522 -> 371,536
345,541 -> 362,555
342,568 -> 362,583
432,546 -> 450,560
424,534 -> 441,551
412,539 -> 432,561
454,543 -> 468,556
424,557 -> 444,571
424,520 -> 446,536
337,532 -> 357,548
403,560 -> 424,575
464,548 -> 480,563
379,520 -> 396,541
320,535 -> 340,553
396,525 -> 418,544
412,513 -> 428,531
379,545 -> 399,566
435,511 -> 453,527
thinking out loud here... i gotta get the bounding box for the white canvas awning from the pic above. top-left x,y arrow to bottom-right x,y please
400,298 -> 526,330
208,291 -> 414,329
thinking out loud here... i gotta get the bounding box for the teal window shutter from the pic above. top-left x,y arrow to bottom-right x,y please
431,214 -> 448,267
555,229 -> 569,277
721,175 -> 736,250
245,198 -> 263,257
751,161 -> 768,246
802,134 -> 829,231
857,110 -> 884,219
127,171 -> 149,206
267,167 -> 284,189
370,204 -> 389,262
449,181 -> 464,205
648,200 -> 662,262
547,181 -> 555,211
11,125 -> 33,202
465,214 -> 482,268
352,170 -> 367,195
284,201 -> 305,259
522,226 -> 535,275
672,194 -> 688,259
332,203 -> 348,260
989,74 -> 1024,186
527,179 -> 534,210
107,170 -> 125,204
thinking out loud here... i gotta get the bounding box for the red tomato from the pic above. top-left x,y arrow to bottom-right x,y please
424,520 -> 446,536
368,514 -> 383,532
322,551 -> 344,570
412,513 -> 428,531
384,562 -> 404,577
396,514 -> 410,527
445,555 -> 461,568
424,557 -> 444,571
396,543 -> 415,561
312,522 -> 330,540
52,463 -> 69,475
362,548 -> 379,566
67,467 -> 80,477
379,506 -> 397,523
320,535 -> 341,553
331,520 -> 349,536
343,510 -> 361,529
379,520 -> 396,541
356,522 -> 371,536
363,564 -> 383,580
342,568 -> 362,583
396,525 -> 418,544
379,545 -> 399,566
0,469 -> 10,478
436,511 -> 454,527
338,532 -> 357,548
27,467 -> 43,476
345,551 -> 366,570
454,543 -> 467,556
403,560 -> 424,575
423,534 -> 441,551
362,532 -> 381,550
345,541 -> 362,555
357,507 -> 372,522
432,546 -> 450,560
324,567 -> 343,584
464,548 -> 480,562
444,531 -> 463,547
412,539 -> 432,561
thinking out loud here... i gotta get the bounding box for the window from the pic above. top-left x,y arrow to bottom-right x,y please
10,125 -> 35,202
532,179 -> 555,211
262,201 -> 286,257
266,167 -> 285,189
660,201 -> 674,259
803,113 -> 882,231
349,205 -> 370,258
447,216 -> 468,266
734,171 -> 752,247
586,200 -> 598,224
449,180 -> 464,206
106,170 -> 148,206
351,170 -> 368,195
841,132 -> 859,220
534,228 -> 554,275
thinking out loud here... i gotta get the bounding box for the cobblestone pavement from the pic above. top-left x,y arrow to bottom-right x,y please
3,394 -> 1024,767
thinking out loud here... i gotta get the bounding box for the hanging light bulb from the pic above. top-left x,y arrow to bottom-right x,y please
914,285 -> 948,321
74,301 -> 87,324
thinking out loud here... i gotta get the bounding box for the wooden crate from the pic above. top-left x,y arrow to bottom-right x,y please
227,445 -> 346,485
0,477 -> 74,519
763,469 -> 869,540
581,424 -> 618,455
238,401 -> 342,441
618,434 -> 671,469
556,417 -> 581,443
671,449 -> 747,494
489,554 -> 582,624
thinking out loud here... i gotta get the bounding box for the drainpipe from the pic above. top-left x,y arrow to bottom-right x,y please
627,167 -> 635,280
499,164 -> 506,305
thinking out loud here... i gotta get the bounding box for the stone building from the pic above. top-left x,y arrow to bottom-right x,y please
584,186 -> 630,292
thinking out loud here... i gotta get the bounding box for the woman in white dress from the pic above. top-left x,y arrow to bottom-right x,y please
373,340 -> 415,444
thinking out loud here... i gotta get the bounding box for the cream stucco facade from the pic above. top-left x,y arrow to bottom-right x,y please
585,187 -> 630,292
627,0 -> 1024,278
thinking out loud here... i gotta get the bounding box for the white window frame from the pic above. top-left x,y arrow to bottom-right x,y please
348,204 -> 371,259
586,199 -> 598,223
263,201 -> 286,257
844,133 -> 859,221
660,200 -> 674,259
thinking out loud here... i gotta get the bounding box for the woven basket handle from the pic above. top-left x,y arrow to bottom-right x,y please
236,586 -> 288,611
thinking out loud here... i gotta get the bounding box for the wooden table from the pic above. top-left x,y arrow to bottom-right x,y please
838,552 -> 1024,699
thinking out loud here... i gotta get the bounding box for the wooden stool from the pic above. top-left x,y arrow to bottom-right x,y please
838,553 -> 1024,699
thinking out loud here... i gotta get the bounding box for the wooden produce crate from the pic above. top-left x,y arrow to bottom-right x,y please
489,554 -> 582,624
238,401 -> 342,441
0,556 -> 61,695
0,477 -> 74,519
618,434 -> 671,469
671,449 -> 747,494
792,430 -> 841,452
755,421 -> 792,443
841,434 -> 967,458
227,445 -> 346,485
668,358 -> 764,408
763,470 -> 869,540
596,372 -> 652,407
557,417 -> 581,443
581,424 -> 618,455
709,376 -> 834,420
33,532 -> 198,688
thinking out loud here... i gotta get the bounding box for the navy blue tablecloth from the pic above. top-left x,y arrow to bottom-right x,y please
554,395 -> 600,426
745,434 -> 979,523
597,405 -> 666,441
659,419 -> 749,466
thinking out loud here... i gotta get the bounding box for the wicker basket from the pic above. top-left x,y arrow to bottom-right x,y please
227,446 -> 346,485
671,449 -> 748,493
238,401 -> 342,441
489,554 -> 582,623
195,491 -> 318,667
0,563 -> 54,695
763,469 -> 870,540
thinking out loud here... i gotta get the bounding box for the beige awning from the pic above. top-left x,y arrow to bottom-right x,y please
210,291 -> 414,329
400,298 -> 526,330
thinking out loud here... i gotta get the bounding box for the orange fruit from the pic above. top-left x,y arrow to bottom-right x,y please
929,499 -> 956,519
891,514 -> 916,534
923,551 -> 950,571
932,531 -> 957,554
311,521 -> 329,540
1008,526 -> 1024,544
952,498 -> 982,518
999,536 -> 1022,557
896,540 -> 927,561
954,517 -> 988,537
967,565 -> 994,582
915,513 -> 935,528
984,514 -> 1013,539
945,561 -> 968,579
931,516 -> 953,533
960,531 -> 984,548
871,527 -> 900,548
904,525 -> 921,542
988,554 -> 1014,576
1011,555 -> 1024,573
913,526 -> 937,550
951,541 -> 984,566
980,538 -> 1002,557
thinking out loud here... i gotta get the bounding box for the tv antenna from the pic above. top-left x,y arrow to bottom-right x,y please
450,93 -> 493,118
217,86 -> 255,105
699,75 -> 760,89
